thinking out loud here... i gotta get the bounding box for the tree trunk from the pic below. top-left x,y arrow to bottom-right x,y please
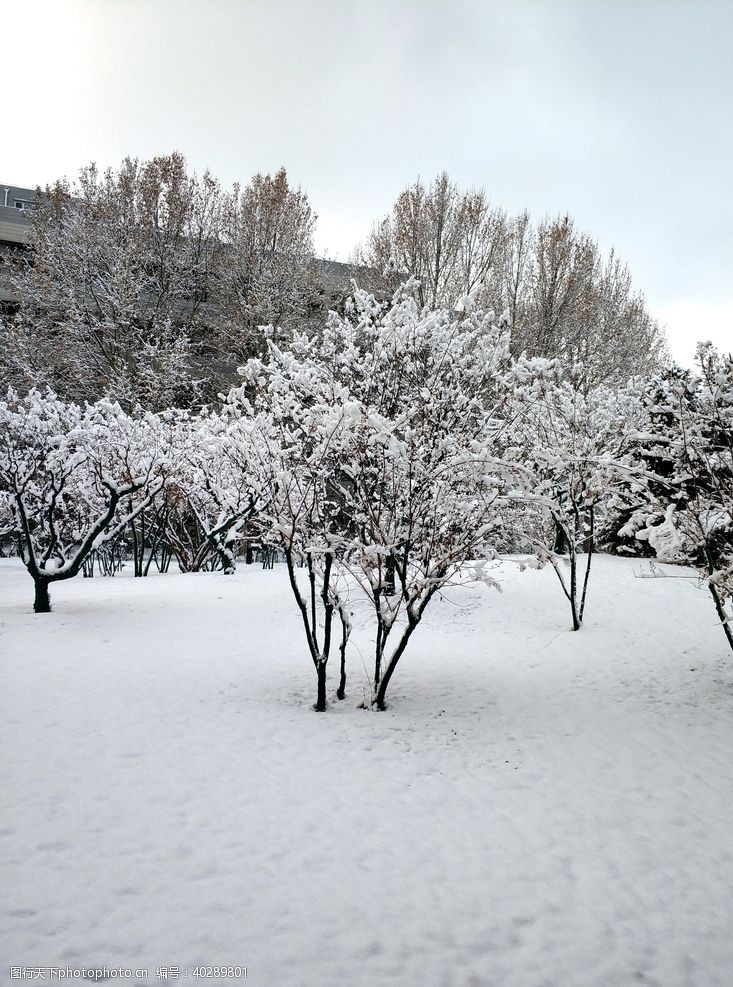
33,578 -> 51,613
385,555 -> 396,595
553,521 -> 568,554
578,506 -> 594,625
375,618 -> 419,710
314,660 -> 327,712
373,588 -> 387,691
336,619 -> 348,701
709,583 -> 733,653
211,536 -> 236,575
569,549 -> 580,631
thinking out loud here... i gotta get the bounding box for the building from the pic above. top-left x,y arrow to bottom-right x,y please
0,183 -> 36,306
0,184 -> 35,251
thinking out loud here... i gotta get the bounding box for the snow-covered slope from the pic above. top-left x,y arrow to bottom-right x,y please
1,556 -> 731,986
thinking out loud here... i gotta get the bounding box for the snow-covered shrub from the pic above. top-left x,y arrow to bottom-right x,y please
227,344 -> 355,711
626,345 -> 733,651
504,359 -> 641,629
600,366 -> 700,558
159,409 -> 262,574
0,389 -> 167,611
231,281 -> 527,709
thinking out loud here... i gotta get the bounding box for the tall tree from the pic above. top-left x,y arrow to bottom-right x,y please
0,156 -> 322,408
1,153 -> 224,409
218,167 -> 319,364
364,174 -> 667,388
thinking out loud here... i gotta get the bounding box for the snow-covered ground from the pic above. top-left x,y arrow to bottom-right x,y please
1,555 -> 732,987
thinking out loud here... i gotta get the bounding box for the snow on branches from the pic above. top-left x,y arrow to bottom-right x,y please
503,358 -> 642,629
3,275 -> 730,700
0,389 -> 168,611
161,410 -> 263,575
625,345 -> 733,650
229,282 -> 528,708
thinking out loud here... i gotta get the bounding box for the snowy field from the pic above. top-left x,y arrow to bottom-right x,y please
1,555 -> 732,987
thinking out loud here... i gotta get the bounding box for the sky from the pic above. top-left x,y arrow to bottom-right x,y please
4,0 -> 731,366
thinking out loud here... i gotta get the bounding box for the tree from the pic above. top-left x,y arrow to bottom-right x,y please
520,217 -> 665,388
498,209 -> 532,338
505,359 -> 640,629
0,390 -> 167,611
161,409 -> 262,574
600,365 -> 698,558
235,281 -> 525,709
217,168 -> 319,365
364,173 -> 505,310
0,157 -> 323,409
628,345 -> 733,652
363,174 -> 667,388
327,283 -> 528,707
1,154 -> 226,410
227,350 -> 354,711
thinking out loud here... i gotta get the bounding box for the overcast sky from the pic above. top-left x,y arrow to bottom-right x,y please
6,0 -> 731,365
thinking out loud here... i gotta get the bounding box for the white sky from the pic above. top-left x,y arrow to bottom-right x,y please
5,0 -> 731,366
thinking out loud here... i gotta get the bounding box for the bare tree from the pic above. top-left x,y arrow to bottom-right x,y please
365,173 -> 462,307
363,174 -> 667,388
217,168 -> 319,364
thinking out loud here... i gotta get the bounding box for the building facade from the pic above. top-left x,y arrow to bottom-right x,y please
0,184 -> 36,306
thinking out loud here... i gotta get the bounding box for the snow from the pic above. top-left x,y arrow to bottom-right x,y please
636,504 -> 685,561
1,555 -> 732,986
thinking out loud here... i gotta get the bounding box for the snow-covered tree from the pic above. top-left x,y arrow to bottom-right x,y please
161,409 -> 262,574
233,282 -> 525,709
1,154 -> 226,410
627,345 -> 733,651
505,359 -> 641,630
322,284 -> 525,708
227,351 -> 354,711
0,390 -> 167,611
601,365 -> 699,558
363,174 -> 667,388
0,157 -> 326,409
